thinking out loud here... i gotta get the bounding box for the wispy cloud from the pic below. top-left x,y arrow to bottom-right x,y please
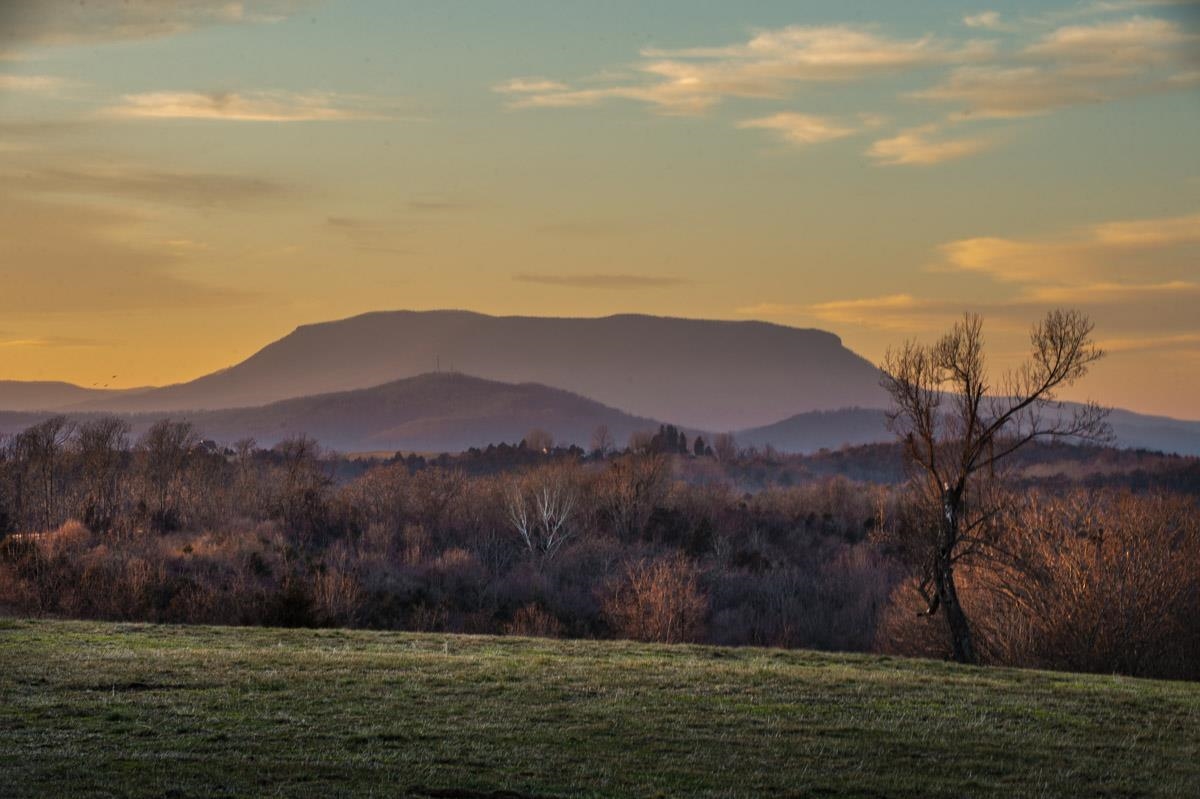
1024,15 -> 1192,66
0,192 -> 250,313
940,211 -> 1200,282
0,1 -> 308,52
499,9 -> 1197,170
9,163 -> 291,207
103,90 -> 385,122
1099,331 -> 1200,353
0,335 -> 101,349
494,78 -> 570,94
963,11 -> 1012,31
1091,211 -> 1200,247
800,294 -> 956,330
514,273 -> 689,289
737,112 -> 858,147
324,215 -> 411,255
0,74 -> 70,93
915,16 -> 1197,118
741,208 -> 1200,348
496,24 -> 991,115
867,124 -> 995,165
1025,280 -> 1200,303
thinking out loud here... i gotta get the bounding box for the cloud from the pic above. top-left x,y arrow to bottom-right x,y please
0,74 -> 69,93
103,90 -> 383,122
867,124 -> 995,165
407,197 -> 468,212
637,25 -> 981,67
740,295 -> 996,333
0,1 -> 308,52
939,211 -> 1200,282
758,281 -> 1200,334
754,209 -> 1200,338
1091,211 -> 1200,246
1099,331 -> 1200,353
10,163 -> 290,207
0,191 -> 250,313
737,113 -> 858,146
800,294 -> 960,330
513,273 -> 689,289
963,11 -> 1010,30
0,335 -> 102,349
914,16 -> 1197,117
734,303 -> 811,317
497,24 -> 991,115
1024,15 -> 1192,67
494,78 -> 570,94
911,66 -> 1107,117
324,215 -> 411,255
1025,280 -> 1200,303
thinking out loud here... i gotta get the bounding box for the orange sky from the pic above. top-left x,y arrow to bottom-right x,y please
1,1 -> 1198,418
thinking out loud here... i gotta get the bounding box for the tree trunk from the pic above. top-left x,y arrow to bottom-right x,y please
938,488 -> 977,665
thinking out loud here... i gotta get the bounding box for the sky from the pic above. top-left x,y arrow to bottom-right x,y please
0,0 -> 1198,418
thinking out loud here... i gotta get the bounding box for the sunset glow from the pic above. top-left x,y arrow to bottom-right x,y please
1,0 -> 1197,417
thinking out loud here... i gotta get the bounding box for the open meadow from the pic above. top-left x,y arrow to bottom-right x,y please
2,618 -> 1198,798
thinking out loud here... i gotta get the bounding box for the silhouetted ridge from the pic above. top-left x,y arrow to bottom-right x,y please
74,310 -> 884,428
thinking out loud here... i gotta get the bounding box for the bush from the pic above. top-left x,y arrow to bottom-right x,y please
602,552 -> 707,644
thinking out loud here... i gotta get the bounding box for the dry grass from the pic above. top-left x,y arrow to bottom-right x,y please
1,617 -> 1198,797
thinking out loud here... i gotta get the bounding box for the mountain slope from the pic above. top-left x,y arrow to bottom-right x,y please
76,310 -> 886,430
738,406 -> 1200,457
164,372 -> 660,452
0,381 -> 145,412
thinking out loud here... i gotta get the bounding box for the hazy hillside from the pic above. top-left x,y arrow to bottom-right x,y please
164,372 -> 659,452
0,381 -> 145,412
738,406 -> 1200,457
74,310 -> 887,430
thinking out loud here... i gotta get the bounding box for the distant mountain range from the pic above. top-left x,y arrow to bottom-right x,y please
62,310 -> 886,431
166,373 -> 659,453
0,373 -> 660,453
1,310 -> 1198,456
739,407 -> 1200,458
0,381 -> 148,412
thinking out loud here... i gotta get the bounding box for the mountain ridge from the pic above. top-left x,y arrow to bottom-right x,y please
68,310 -> 884,429
0,372 -> 665,453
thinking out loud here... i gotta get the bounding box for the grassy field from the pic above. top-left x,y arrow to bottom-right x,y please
2,619 -> 1198,798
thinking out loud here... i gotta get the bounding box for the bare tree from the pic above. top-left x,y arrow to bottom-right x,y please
590,424 -> 613,457
523,429 -> 554,453
273,435 -> 333,543
12,416 -> 75,532
602,553 -> 708,644
596,453 -> 669,542
505,464 -> 579,563
137,419 -> 199,533
75,416 -> 130,534
880,310 -> 1109,664
712,433 -> 738,462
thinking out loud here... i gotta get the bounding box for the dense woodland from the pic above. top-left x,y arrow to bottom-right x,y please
0,416 -> 1197,680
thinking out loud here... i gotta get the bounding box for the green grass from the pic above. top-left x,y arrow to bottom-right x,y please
1,619 -> 1198,798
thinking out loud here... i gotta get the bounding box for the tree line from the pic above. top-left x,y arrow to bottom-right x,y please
0,310 -> 1197,679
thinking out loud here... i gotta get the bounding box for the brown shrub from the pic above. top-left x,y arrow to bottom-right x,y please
505,603 -> 564,638
602,552 -> 707,644
877,490 -> 1200,679
312,544 -> 363,626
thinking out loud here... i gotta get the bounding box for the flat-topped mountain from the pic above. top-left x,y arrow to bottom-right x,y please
74,310 -> 887,430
